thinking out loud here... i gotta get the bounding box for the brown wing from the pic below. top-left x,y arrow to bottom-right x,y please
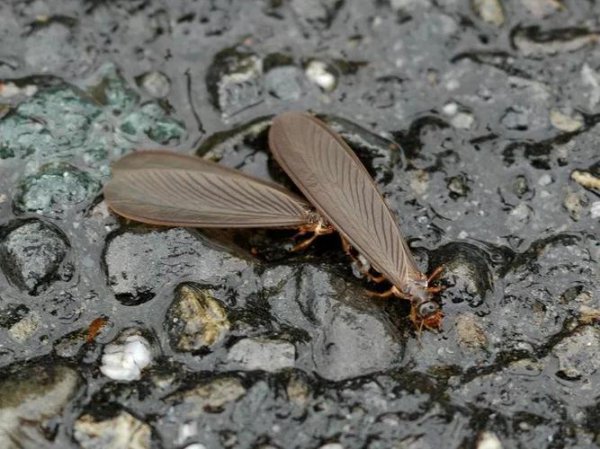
104,150 -> 315,228
269,112 -> 422,286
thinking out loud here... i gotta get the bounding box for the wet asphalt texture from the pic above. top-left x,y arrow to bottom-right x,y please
0,1 -> 599,448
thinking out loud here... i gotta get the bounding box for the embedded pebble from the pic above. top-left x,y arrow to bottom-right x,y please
514,27 -> 600,56
14,163 -> 100,217
74,411 -> 152,449
100,332 -> 152,381
8,312 -> 40,343
0,82 -> 37,98
552,327 -> 600,380
472,0 -> 505,26
0,220 -> 68,293
104,228 -> 249,304
578,305 -> 600,325
455,313 -> 488,350
563,190 -> 585,221
520,0 -> 562,18
119,101 -> 186,144
501,106 -> 530,130
581,63 -> 600,108
0,365 -> 79,448
290,0 -> 342,30
266,265 -> 404,381
550,109 -> 583,132
227,338 -> 295,372
537,174 -> 552,186
171,377 -> 246,412
265,66 -> 304,100
451,111 -> 475,129
166,283 -> 230,352
447,175 -> 470,198
506,202 -> 533,232
442,102 -> 458,115
206,46 -> 264,117
571,169 -> 600,192
136,70 -> 171,98
442,102 -> 475,129
410,170 -> 430,196
286,373 -> 311,406
512,175 -> 531,198
477,432 -> 503,449
0,82 -> 100,162
305,60 -> 337,92
429,242 -> 493,301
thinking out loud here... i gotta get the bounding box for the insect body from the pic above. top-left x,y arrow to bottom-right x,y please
269,112 -> 443,331
103,150 -> 332,246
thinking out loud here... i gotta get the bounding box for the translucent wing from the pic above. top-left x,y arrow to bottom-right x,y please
269,112 -> 421,286
104,150 -> 315,228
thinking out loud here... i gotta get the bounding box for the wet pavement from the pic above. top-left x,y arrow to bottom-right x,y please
0,1 -> 598,448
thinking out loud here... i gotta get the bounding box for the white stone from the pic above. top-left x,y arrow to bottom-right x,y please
176,421 -> 199,445
443,102 -> 458,115
306,60 -> 337,92
477,431 -> 503,449
100,334 -> 152,381
451,112 -> 475,129
537,174 -> 552,186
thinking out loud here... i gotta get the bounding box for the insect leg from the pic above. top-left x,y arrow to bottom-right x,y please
427,265 -> 445,283
293,225 -> 316,239
367,285 -> 408,300
340,235 -> 352,255
293,223 -> 315,239
426,266 -> 446,294
291,221 -> 334,251
292,232 -> 320,251
367,289 -> 396,299
341,236 -> 388,283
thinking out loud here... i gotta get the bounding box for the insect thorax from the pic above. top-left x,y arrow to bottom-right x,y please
306,211 -> 323,224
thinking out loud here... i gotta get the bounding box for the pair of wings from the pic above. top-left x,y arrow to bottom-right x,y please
104,111 -> 420,287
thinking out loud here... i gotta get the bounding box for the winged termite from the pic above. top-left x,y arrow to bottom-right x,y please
269,111 -> 444,331
103,150 -> 332,248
